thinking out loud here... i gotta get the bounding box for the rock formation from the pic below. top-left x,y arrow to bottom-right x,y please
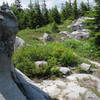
0,4 -> 52,100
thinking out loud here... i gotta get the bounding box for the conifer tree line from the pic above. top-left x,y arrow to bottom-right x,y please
10,0 -> 97,30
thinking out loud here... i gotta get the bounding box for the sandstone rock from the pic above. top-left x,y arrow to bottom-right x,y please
35,61 -> 48,67
59,67 -> 71,74
80,63 -> 91,71
14,36 -> 25,50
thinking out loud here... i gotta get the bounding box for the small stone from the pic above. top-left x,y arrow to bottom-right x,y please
61,82 -> 87,99
43,85 -> 61,97
58,31 -> 69,35
59,67 -> 71,74
80,63 -> 91,71
43,33 -> 53,41
14,36 -> 25,50
60,37 -> 65,41
35,61 -> 48,67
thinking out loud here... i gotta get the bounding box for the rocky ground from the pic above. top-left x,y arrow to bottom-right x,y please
32,60 -> 100,100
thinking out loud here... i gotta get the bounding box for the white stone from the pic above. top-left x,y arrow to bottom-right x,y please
35,61 -> 48,67
80,63 -> 91,71
58,31 -> 70,35
85,91 -> 100,100
67,17 -> 94,31
14,36 -> 25,50
54,80 -> 66,88
43,33 -> 53,41
60,37 -> 65,41
43,85 -> 61,97
70,30 -> 90,40
88,59 -> 100,67
59,67 -> 71,74
62,82 -> 87,99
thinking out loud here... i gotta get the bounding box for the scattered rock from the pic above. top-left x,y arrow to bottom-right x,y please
44,85 -> 61,97
33,74 -> 100,100
43,33 -> 54,41
80,63 -> 91,71
85,91 -> 100,100
67,17 -> 94,31
35,61 -> 48,67
87,59 -> 100,67
14,36 -> 25,50
58,31 -> 70,35
59,67 -> 71,74
70,30 -> 90,40
60,37 -> 65,41
61,82 -> 87,100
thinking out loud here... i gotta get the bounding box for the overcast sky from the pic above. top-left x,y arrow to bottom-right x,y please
0,0 -> 95,9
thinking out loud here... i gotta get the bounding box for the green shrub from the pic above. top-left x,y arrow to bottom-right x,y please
51,22 -> 59,33
64,39 -> 99,61
13,42 -> 80,78
95,32 -> 100,46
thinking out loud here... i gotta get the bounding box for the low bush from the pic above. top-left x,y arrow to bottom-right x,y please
51,22 -> 59,33
13,42 -> 80,78
64,39 -> 99,61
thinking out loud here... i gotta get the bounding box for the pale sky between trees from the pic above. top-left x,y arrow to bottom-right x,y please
0,0 -> 95,9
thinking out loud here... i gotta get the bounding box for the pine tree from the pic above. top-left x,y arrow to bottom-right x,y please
87,0 -> 90,11
42,0 -> 49,25
34,0 -> 44,27
73,0 -> 78,19
80,2 -> 89,16
95,0 -> 100,31
50,6 -> 61,24
61,1 -> 72,20
28,0 -> 33,9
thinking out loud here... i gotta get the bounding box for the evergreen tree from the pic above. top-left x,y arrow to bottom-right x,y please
50,6 -> 61,24
34,0 -> 44,27
28,0 -> 33,9
73,0 -> 78,19
11,2 -> 26,29
51,22 -> 59,32
95,0 -> 100,31
42,0 -> 49,25
87,0 -> 90,11
80,2 -> 89,16
61,1 -> 72,20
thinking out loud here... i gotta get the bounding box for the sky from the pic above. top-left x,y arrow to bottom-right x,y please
0,0 -> 95,9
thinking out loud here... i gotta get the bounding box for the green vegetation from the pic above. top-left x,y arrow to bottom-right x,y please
11,0 -> 92,30
11,0 -> 100,79
13,42 -> 80,78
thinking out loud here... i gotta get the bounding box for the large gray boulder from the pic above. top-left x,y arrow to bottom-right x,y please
14,36 -> 25,50
0,4 -> 52,100
67,17 -> 94,31
70,30 -> 90,40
